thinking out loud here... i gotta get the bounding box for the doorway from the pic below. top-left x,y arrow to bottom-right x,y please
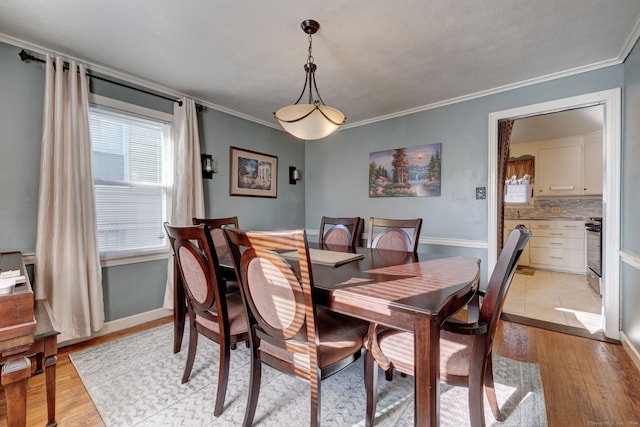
487,89 -> 621,340
501,107 -> 604,338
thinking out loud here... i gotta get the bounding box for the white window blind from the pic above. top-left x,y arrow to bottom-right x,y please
89,106 -> 172,255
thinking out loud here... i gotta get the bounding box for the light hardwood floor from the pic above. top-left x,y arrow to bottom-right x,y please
1,316 -> 639,426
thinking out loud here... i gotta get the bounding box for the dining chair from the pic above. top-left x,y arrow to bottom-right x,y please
366,216 -> 423,381
164,223 -> 249,417
366,217 -> 423,253
318,216 -> 363,247
224,227 -> 370,427
364,224 -> 531,427
192,216 -> 240,291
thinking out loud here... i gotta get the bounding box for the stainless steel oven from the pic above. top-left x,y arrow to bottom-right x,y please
585,217 -> 602,295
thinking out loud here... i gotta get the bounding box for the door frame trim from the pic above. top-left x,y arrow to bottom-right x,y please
488,88 -> 621,339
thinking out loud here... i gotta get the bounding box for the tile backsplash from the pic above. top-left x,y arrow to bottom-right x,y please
504,198 -> 602,220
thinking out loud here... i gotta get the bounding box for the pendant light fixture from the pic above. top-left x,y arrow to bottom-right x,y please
274,19 -> 346,141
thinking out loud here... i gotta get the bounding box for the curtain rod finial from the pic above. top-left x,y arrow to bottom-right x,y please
19,49 -> 33,63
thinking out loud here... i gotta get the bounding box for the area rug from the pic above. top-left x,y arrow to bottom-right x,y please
70,323 -> 547,426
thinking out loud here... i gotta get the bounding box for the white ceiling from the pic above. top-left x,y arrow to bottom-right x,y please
1,1 -> 640,131
511,105 -> 604,144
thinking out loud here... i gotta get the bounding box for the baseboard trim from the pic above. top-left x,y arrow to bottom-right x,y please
59,307 -> 172,347
620,331 -> 640,374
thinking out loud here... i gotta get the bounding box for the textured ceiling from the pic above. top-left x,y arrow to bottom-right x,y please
1,1 -> 639,131
511,105 -> 604,144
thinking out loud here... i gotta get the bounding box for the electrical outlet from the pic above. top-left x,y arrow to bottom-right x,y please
551,206 -> 561,213
475,187 -> 486,200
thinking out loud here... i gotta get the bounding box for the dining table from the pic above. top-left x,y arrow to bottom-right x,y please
171,241 -> 480,427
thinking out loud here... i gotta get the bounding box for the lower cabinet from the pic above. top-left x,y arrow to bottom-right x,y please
528,220 -> 585,274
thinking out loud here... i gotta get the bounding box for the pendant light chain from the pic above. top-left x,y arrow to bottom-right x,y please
307,32 -> 317,105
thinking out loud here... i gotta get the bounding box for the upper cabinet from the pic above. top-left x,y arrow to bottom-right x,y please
536,144 -> 583,196
510,132 -> 603,198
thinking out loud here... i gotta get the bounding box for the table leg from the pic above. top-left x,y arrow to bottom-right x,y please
1,356 -> 31,427
43,335 -> 58,427
414,315 -> 440,427
173,257 -> 186,354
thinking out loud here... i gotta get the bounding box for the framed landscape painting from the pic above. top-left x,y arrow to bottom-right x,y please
230,146 -> 277,198
369,143 -> 441,197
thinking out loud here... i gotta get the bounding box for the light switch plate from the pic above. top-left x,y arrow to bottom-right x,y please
476,187 -> 486,200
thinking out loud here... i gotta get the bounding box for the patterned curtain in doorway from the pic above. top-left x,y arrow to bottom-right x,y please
497,119 -> 514,252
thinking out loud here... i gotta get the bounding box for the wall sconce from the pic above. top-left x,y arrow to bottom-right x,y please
201,153 -> 215,179
289,166 -> 301,184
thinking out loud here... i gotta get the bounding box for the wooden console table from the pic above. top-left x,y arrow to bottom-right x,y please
1,252 -> 60,427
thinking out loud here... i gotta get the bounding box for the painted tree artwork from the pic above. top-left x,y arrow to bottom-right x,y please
369,143 -> 441,197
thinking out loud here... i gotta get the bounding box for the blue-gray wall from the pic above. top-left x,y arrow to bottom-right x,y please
0,41 -> 304,322
622,39 -> 640,350
0,42 -> 43,252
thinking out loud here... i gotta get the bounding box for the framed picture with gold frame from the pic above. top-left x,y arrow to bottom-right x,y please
229,146 -> 278,198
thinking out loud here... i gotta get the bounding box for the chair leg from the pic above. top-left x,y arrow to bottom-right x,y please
468,368 -> 486,427
484,356 -> 503,421
214,339 -> 231,416
384,368 -> 393,381
310,374 -> 321,427
181,321 -> 198,384
365,350 -> 379,427
242,355 -> 262,427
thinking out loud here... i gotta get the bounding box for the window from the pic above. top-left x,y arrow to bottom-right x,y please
89,97 -> 172,256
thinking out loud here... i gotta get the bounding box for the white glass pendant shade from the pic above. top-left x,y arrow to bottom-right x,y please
275,104 -> 345,140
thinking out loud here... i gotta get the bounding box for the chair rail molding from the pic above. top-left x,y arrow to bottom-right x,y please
306,229 -> 487,249
620,250 -> 640,270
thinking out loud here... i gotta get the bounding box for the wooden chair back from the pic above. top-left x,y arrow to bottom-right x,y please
479,224 -> 532,349
165,223 -> 224,315
318,216 -> 363,247
192,216 -> 239,261
367,217 -> 423,253
225,228 -> 317,353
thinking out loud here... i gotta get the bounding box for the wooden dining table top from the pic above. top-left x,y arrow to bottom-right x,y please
306,244 -> 481,330
219,243 -> 480,322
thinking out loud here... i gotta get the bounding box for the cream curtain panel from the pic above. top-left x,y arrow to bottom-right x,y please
163,98 -> 205,309
35,55 -> 104,342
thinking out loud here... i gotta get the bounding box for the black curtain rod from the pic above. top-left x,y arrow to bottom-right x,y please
19,49 -> 193,108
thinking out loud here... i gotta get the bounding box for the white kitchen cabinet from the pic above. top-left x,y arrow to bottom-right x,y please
533,133 -> 603,197
504,220 -> 529,266
536,145 -> 583,196
582,133 -> 603,195
528,220 -> 585,274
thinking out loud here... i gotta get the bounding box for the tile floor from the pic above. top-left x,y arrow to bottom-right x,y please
503,268 -> 604,333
